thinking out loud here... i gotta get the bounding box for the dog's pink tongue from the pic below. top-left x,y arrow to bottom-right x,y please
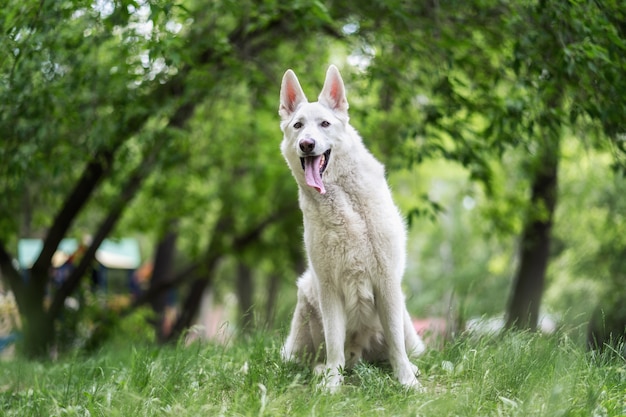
303,155 -> 326,194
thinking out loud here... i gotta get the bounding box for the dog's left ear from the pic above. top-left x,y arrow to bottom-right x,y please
319,65 -> 349,115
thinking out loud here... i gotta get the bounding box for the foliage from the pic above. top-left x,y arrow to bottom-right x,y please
1,0 -> 625,354
390,161 -> 513,321
0,0 -> 337,355
349,0 -> 626,329
0,332 -> 624,416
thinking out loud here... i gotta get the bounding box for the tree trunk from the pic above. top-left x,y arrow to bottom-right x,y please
165,218 -> 227,343
150,226 -> 178,343
1,246 -> 53,358
167,275 -> 215,342
21,294 -> 54,358
506,137 -> 559,330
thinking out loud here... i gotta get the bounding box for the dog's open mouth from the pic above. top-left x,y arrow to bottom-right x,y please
300,149 -> 331,194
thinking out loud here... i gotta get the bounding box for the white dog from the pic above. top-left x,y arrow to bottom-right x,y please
279,65 -> 425,392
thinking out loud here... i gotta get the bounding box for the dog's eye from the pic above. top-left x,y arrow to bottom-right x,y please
293,122 -> 303,129
320,121 -> 330,128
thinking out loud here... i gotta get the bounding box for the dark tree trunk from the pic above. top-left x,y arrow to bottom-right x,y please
165,217 -> 227,343
150,226 -> 178,342
506,138 -> 559,330
30,150 -> 116,283
20,294 -> 53,358
0,246 -> 52,358
167,275 -> 215,342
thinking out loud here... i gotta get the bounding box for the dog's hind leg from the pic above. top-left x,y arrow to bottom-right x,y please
282,289 -> 317,363
282,271 -> 325,364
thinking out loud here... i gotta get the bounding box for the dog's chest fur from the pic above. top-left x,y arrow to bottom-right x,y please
298,147 -> 406,333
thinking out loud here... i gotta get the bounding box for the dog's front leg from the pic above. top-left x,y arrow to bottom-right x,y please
315,288 -> 346,393
377,284 -> 422,390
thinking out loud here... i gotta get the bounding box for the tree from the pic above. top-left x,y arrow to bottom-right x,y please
497,0 -> 626,329
0,0 -> 338,357
342,0 -> 626,331
2,0 -> 624,358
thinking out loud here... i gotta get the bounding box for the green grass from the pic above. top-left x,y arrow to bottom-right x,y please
1,331 -> 624,416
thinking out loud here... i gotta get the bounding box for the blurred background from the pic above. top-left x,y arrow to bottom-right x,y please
0,0 -> 624,359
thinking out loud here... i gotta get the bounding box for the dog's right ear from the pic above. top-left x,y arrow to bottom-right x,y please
279,69 -> 308,120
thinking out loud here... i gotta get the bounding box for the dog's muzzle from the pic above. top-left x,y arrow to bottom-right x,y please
300,149 -> 331,194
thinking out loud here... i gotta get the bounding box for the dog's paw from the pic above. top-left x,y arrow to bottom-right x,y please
280,346 -> 292,362
399,374 -> 425,392
314,365 -> 343,394
316,374 -> 343,394
396,365 -> 425,392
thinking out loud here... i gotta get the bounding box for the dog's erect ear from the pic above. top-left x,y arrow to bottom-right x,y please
279,69 -> 308,120
318,65 -> 348,114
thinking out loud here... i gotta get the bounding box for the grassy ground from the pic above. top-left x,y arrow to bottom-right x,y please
0,331 -> 624,416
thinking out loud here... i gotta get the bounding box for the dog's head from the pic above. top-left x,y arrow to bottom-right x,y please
279,65 -> 350,195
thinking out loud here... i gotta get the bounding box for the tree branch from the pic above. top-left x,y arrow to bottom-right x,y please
30,150 -> 117,283
48,147 -> 159,320
232,203 -> 298,251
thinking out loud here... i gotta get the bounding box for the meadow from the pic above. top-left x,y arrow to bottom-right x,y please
1,330 -> 624,417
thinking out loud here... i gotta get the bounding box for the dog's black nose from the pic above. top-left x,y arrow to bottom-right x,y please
299,138 -> 315,153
